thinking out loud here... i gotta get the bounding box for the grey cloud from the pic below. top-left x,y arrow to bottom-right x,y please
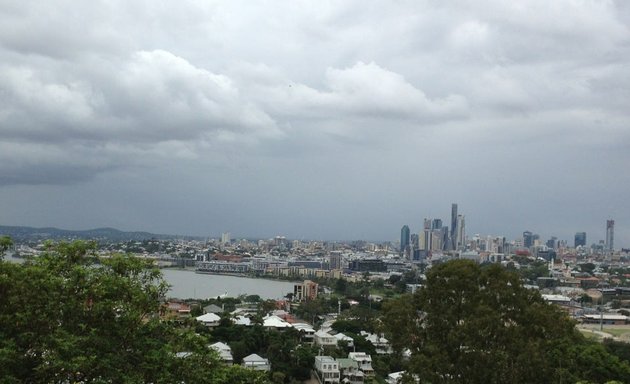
1,1 -> 630,244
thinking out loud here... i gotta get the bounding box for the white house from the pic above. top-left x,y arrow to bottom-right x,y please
348,352 -> 374,376
209,342 -> 233,365
195,312 -> 221,327
314,330 -> 337,347
333,332 -> 354,348
360,331 -> 392,354
242,353 -> 271,371
314,355 -> 340,384
262,315 -> 293,329
292,322 -> 316,342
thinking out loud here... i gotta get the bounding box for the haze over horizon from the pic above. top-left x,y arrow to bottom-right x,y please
1,1 -> 629,247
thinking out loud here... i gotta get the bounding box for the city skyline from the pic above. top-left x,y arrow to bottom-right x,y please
1,2 -> 629,246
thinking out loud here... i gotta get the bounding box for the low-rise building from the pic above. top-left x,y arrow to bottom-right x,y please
209,342 -> 233,365
348,352 -> 374,376
242,353 -> 271,371
336,358 -> 364,384
314,330 -> 338,348
314,355 -> 340,384
195,312 -> 221,327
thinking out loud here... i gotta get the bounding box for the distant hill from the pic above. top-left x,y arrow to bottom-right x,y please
0,225 -> 202,242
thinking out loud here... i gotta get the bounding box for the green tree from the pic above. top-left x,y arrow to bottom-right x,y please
0,240 -> 268,383
382,260 -> 630,384
0,236 -> 12,257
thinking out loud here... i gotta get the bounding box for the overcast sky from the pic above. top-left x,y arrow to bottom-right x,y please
1,1 -> 629,246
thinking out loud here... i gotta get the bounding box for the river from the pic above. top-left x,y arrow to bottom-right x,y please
161,269 -> 296,300
4,254 -> 295,300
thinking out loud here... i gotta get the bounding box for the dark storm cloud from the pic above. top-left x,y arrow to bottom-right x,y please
1,0 -> 629,244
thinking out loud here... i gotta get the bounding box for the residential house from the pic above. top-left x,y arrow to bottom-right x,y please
336,358 -> 364,384
314,355 -> 340,384
333,332 -> 354,348
360,331 -> 392,354
163,301 -> 191,319
242,353 -> 271,371
262,314 -> 293,329
314,330 -> 338,348
203,304 -> 223,314
195,312 -> 221,327
209,342 -> 233,365
348,352 -> 374,376
292,322 -> 316,343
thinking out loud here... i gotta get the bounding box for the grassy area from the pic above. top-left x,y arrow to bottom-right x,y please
579,330 -> 603,340
600,328 -> 630,337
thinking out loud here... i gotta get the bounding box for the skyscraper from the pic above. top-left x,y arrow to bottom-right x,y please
400,225 -> 410,256
606,220 -> 615,251
450,203 -> 458,250
574,232 -> 586,248
456,215 -> 465,250
523,231 -> 533,248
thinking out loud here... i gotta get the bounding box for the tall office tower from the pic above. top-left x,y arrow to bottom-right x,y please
420,230 -> 432,251
456,215 -> 465,250
450,203 -> 458,250
441,226 -> 449,251
574,232 -> 587,248
432,219 -> 442,230
606,220 -> 615,251
546,237 -> 558,250
410,233 -> 419,248
400,225 -> 410,256
329,251 -> 342,270
431,230 -> 443,251
221,232 -> 231,245
420,219 -> 432,251
523,231 -> 533,248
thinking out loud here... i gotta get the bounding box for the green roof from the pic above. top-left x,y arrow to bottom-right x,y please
336,358 -> 358,369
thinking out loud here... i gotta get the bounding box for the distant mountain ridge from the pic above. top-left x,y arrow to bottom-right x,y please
0,225 -> 201,241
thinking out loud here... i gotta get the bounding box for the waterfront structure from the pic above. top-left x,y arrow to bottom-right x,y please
606,220 -> 615,251
575,232 -> 587,248
400,225 -> 410,257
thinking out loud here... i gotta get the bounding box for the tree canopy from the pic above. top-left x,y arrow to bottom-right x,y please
381,259 -> 630,384
0,240 -> 268,383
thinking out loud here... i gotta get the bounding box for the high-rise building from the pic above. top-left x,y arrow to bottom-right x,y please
523,231 -> 533,248
329,251 -> 342,270
574,232 -> 586,248
450,204 -> 458,250
456,215 -> 465,250
606,220 -> 615,251
294,280 -> 318,302
432,219 -> 442,230
221,232 -> 231,245
400,225 -> 410,255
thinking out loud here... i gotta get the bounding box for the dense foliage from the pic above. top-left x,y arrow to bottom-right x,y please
0,241 -> 268,383
382,260 -> 630,384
